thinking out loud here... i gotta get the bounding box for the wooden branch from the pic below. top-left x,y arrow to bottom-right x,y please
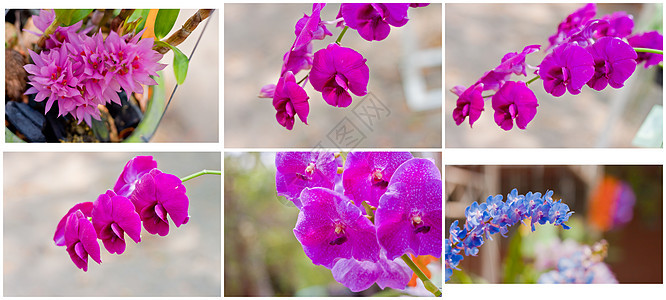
153,9 -> 214,54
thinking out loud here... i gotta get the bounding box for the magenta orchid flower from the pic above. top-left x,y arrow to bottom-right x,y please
64,210 -> 102,271
92,190 -> 142,255
309,43 -> 369,108
130,169 -> 190,236
538,42 -> 595,97
114,155 -> 158,198
585,37 -> 637,91
273,71 -> 310,130
294,187 -> 381,268
491,81 -> 539,130
375,158 -> 442,260
452,83 -> 484,127
342,151 -> 414,209
275,152 -> 341,208
331,249 -> 412,292
54,202 -> 93,247
294,3 -> 333,50
627,31 -> 663,69
340,3 -> 410,41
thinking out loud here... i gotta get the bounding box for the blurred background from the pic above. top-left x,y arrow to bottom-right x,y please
3,152 -> 221,296
224,4 -> 442,148
445,165 -> 663,283
152,9 -> 219,142
446,3 -> 663,147
224,152 -> 442,296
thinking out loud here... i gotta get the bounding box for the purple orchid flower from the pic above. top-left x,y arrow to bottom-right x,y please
342,151 -> 414,209
293,3 -> 333,51
491,81 -> 539,130
103,31 -> 166,98
130,169 -> 190,236
114,155 -> 158,198
24,47 -> 86,118
272,71 -> 310,130
331,249 -> 412,292
64,210 -> 102,271
258,83 -> 276,99
585,37 -> 637,91
54,202 -> 93,247
294,187 -> 381,268
496,45 -> 541,77
92,190 -> 142,255
595,11 -> 634,39
547,3 -> 597,50
310,43 -> 369,108
281,42 -> 314,76
627,31 -> 663,69
340,3 -> 410,41
476,45 -> 540,92
275,152 -> 341,209
452,83 -> 484,127
538,42 -> 595,97
375,158 -> 442,260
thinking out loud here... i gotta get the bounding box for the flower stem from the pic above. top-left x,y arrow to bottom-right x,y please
481,75 -> 540,99
297,74 -> 309,85
401,254 -> 442,297
180,170 -> 221,182
335,26 -> 349,45
634,47 -> 663,55
525,75 -> 541,85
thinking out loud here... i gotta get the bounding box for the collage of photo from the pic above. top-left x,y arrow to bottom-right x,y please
2,2 -> 664,299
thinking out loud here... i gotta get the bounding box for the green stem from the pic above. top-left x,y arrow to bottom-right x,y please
482,75 -> 540,99
525,75 -> 540,85
634,47 -> 663,55
401,254 -> 442,297
180,170 -> 221,182
297,74 -> 309,85
335,26 -> 349,45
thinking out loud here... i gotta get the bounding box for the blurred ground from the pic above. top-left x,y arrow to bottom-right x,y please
224,4 -> 442,148
3,152 -> 221,296
151,9 -> 219,142
445,3 -> 662,148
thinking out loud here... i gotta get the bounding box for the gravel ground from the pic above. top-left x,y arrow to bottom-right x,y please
3,152 -> 221,296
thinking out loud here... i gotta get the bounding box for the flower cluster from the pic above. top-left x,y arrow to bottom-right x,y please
53,156 -> 189,271
445,189 -> 573,282
24,9 -> 166,126
453,3 -> 663,130
259,3 -> 429,130
275,152 -> 442,293
538,239 -> 618,283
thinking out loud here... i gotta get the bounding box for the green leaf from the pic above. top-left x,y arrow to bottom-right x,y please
171,45 -> 189,85
54,9 -> 74,25
123,72 -> 166,143
54,9 -> 93,26
70,9 -> 93,25
153,9 -> 180,40
127,9 -> 150,34
90,118 -> 110,142
154,40 -> 189,85
5,127 -> 26,143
